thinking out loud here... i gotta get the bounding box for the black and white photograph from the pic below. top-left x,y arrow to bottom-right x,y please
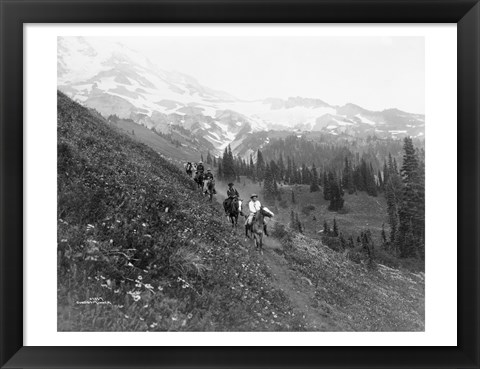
57,35 -> 425,332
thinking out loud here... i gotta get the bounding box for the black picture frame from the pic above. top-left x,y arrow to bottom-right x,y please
1,0 -> 478,368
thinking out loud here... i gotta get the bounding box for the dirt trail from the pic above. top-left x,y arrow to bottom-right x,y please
212,178 -> 338,330
259,236 -> 339,331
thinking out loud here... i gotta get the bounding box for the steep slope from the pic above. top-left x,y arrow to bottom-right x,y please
57,91 -> 298,331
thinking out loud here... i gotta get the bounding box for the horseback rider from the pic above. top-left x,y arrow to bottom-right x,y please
196,161 -> 205,174
204,169 -> 214,181
203,169 -> 216,194
246,194 -> 269,236
224,182 -> 242,215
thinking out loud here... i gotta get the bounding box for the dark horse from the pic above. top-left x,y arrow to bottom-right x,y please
245,207 -> 273,254
204,179 -> 216,202
194,172 -> 204,190
224,197 -> 241,230
185,163 -> 193,177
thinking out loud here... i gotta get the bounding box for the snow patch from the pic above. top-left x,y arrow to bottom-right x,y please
356,114 -> 376,126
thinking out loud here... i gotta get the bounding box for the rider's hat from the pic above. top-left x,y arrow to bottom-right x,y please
207,169 -> 211,171
199,161 -> 203,164
228,182 -> 234,186
250,194 -> 258,198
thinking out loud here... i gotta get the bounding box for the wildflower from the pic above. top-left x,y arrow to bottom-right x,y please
150,323 -> 158,328
171,315 -> 178,321
144,284 -> 153,289
157,286 -> 163,291
187,313 -> 193,319
124,315 -> 129,318
132,295 -> 141,302
138,275 -> 143,280
127,262 -> 134,267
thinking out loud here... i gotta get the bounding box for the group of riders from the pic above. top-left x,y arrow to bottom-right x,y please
185,161 -> 273,237
185,161 -> 216,196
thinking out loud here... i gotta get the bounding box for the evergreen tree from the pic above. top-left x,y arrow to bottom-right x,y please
323,170 -> 331,200
222,146 -> 236,181
397,137 -> 423,258
383,160 -> 389,188
333,218 -> 339,236
301,163 -> 309,185
286,156 -> 292,184
310,163 -> 320,192
291,190 -> 296,204
343,157 -> 355,194
263,164 -> 276,201
323,220 -> 329,235
256,149 -> 266,181
328,173 -> 344,211
206,150 -> 212,165
385,172 -> 403,253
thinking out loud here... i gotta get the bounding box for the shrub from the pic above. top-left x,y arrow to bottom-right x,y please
321,236 -> 343,252
301,205 -> 315,216
271,222 -> 289,240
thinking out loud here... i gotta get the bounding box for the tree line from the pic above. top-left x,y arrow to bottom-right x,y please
202,136 -> 425,260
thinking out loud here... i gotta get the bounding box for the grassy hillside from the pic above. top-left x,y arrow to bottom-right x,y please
57,91 -> 298,331
57,91 -> 424,331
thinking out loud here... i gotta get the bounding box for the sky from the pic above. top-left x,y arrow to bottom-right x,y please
100,36 -> 424,114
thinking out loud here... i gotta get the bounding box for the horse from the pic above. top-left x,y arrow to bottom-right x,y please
194,172 -> 204,190
245,207 -> 273,254
185,163 -> 193,177
204,179 -> 216,202
224,197 -> 242,230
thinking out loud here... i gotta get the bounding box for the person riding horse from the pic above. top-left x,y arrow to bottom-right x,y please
203,169 -> 216,195
204,169 -> 213,181
246,194 -> 269,236
196,161 -> 205,175
223,183 -> 242,216
194,170 -> 204,189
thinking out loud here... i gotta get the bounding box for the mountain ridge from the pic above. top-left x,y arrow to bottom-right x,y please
58,36 -> 425,156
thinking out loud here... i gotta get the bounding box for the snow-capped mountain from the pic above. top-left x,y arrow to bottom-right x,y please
58,37 -> 425,155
